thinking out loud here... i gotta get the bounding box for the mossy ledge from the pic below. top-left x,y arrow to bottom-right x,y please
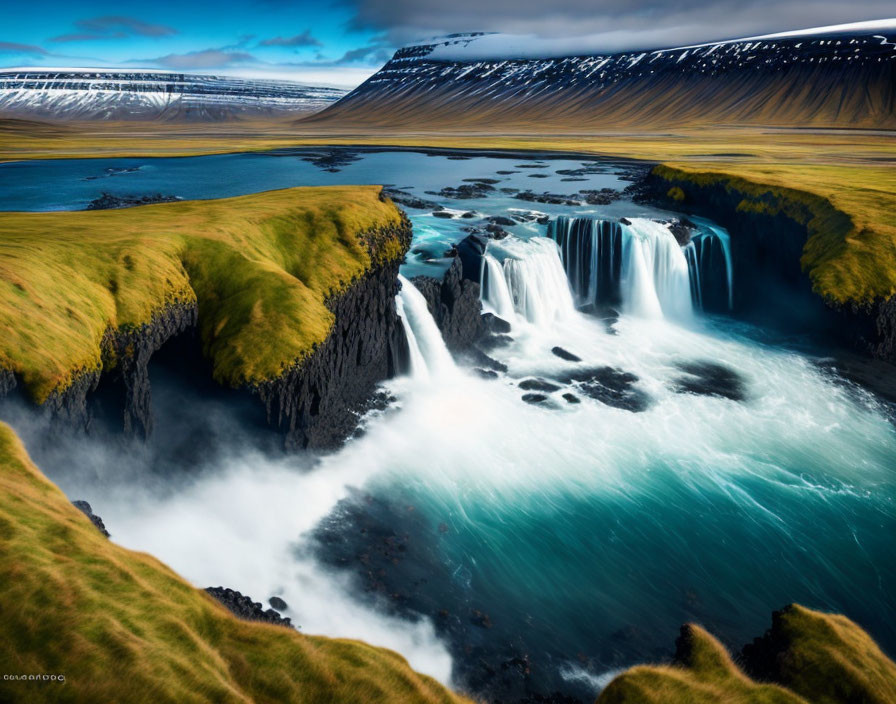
0,421 -> 471,704
0,186 -> 411,443
598,605 -> 896,704
644,165 -> 896,361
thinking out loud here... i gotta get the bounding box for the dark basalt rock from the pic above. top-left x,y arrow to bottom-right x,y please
478,333 -> 514,351
521,393 -> 549,404
666,217 -> 698,246
299,149 -> 361,172
412,256 -> 485,353
85,192 -> 180,210
672,361 -> 747,401
254,220 -> 413,450
463,178 -> 500,185
269,596 -> 289,611
528,173 -> 549,178
381,187 -> 441,211
474,368 -> 499,379
432,210 -> 455,218
553,367 -> 650,412
514,190 -> 581,206
430,182 -> 495,199
551,346 -> 582,362
72,500 -> 110,537
562,393 -> 580,404
482,313 -> 512,335
0,368 -> 15,396
580,188 -> 622,205
519,378 -> 561,393
205,587 -> 293,627
463,348 -> 508,373
487,215 -> 517,227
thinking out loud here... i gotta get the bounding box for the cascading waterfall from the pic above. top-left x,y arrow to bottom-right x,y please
480,237 -> 575,327
548,216 -> 733,317
396,274 -> 456,380
548,216 -> 693,320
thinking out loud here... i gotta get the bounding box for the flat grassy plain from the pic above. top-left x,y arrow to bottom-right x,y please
0,185 -> 402,402
0,421 -> 471,704
3,118 -> 893,305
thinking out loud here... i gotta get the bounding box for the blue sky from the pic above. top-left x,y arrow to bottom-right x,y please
2,1 -> 892,88
0,0 -> 393,86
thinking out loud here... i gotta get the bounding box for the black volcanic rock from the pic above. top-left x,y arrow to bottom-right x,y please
552,367 -> 650,412
519,378 -> 561,393
551,346 -> 582,362
205,587 -> 293,627
521,393 -> 549,404
72,500 -> 110,537
382,187 -> 441,210
269,596 -> 289,611
672,361 -> 746,401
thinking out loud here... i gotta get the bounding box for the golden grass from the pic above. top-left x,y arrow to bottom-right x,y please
0,421 -> 471,703
598,609 -> 896,704
0,186 -> 403,402
1,119 -> 893,305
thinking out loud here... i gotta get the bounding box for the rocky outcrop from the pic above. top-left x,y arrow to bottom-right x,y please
641,166 -> 896,363
72,500 -> 110,537
254,220 -> 413,450
412,256 -> 485,353
204,587 -> 293,627
86,193 -> 180,210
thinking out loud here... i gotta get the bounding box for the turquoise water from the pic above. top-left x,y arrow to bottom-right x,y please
4,148 -> 894,701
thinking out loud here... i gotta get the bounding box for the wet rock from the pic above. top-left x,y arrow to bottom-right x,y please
516,163 -> 549,168
495,170 -> 518,175
86,192 -> 180,210
462,178 -> 500,185
430,182 -> 495,199
519,378 -> 562,393
562,393 -> 580,404
528,173 -> 549,178
205,587 -> 293,628
672,361 -> 746,401
487,215 -> 517,227
478,333 -> 514,351
514,190 -> 581,206
461,211 -> 477,218
666,217 -> 698,246
72,500 -> 110,537
553,367 -> 650,412
269,596 -> 289,611
521,393 -> 549,404
298,149 -> 361,171
475,368 -> 499,379
580,188 -> 622,205
551,346 -> 582,362
432,210 -> 454,218
464,348 -> 508,373
482,313 -> 512,335
381,187 -> 441,210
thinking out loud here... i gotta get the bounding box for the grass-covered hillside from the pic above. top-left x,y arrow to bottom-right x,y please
0,421 -> 471,704
598,606 -> 896,704
0,186 -> 404,403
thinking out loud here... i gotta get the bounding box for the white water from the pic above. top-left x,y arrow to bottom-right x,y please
396,274 -> 457,380
621,218 -> 693,320
483,237 -> 576,326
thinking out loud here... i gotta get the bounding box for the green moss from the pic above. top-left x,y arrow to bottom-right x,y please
0,186 -> 405,401
651,164 -> 896,306
0,421 -> 470,704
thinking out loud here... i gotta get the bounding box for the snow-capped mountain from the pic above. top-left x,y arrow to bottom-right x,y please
307,20 -> 896,130
0,69 -> 346,121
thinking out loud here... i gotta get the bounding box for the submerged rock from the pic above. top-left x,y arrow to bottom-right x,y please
672,361 -> 746,401
521,393 -> 549,404
72,500 -> 110,537
562,393 -> 581,404
86,192 -> 180,210
551,346 -> 582,362
553,367 -> 650,412
519,378 -> 562,393
205,587 -> 293,628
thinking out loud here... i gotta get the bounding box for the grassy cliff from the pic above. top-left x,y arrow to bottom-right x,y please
0,186 -> 404,403
598,606 -> 896,704
649,164 -> 896,307
0,421 -> 470,703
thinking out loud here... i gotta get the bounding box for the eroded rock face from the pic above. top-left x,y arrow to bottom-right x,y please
412,256 -> 485,353
254,221 -> 413,450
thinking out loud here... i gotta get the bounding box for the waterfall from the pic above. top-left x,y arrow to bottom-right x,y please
396,275 -> 456,381
481,254 -> 517,322
548,216 -> 733,317
480,237 -> 575,328
689,225 -> 734,311
548,217 -> 693,320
